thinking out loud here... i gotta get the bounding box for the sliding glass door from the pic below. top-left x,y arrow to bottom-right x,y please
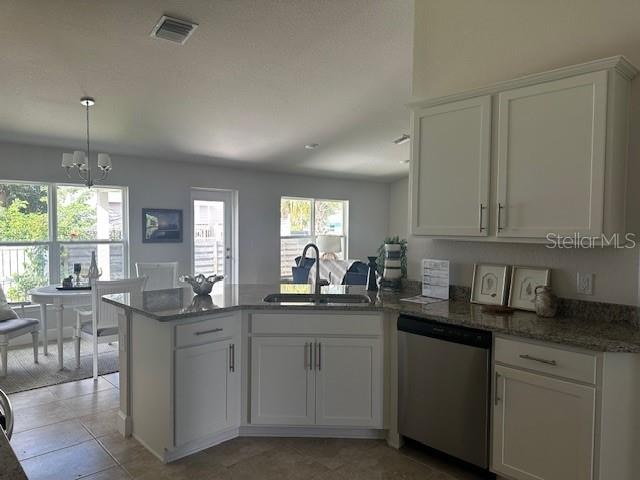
191,189 -> 235,285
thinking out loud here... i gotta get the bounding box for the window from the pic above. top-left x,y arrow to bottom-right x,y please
280,197 -> 348,279
0,181 -> 127,302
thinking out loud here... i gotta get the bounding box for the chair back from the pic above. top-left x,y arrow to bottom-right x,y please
92,277 -> 147,329
135,262 -> 178,291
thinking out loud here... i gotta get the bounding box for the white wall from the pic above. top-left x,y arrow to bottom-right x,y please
389,177 -> 409,239
1,140 -> 390,342
0,141 -> 389,284
390,174 -> 638,304
402,0 -> 640,306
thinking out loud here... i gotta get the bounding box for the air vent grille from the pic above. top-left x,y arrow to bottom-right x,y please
151,15 -> 198,44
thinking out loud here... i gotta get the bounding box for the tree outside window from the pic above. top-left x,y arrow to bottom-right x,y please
0,182 -> 127,302
280,197 -> 348,279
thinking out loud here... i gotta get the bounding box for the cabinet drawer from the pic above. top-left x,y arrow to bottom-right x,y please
250,313 -> 382,336
495,337 -> 597,384
175,314 -> 237,348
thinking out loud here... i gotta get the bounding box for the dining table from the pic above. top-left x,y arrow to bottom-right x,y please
28,286 -> 92,371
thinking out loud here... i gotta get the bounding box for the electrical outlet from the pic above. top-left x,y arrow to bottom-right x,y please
577,272 -> 594,295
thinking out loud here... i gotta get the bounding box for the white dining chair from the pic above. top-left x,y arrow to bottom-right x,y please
74,277 -> 146,380
135,262 -> 179,291
0,287 -> 39,377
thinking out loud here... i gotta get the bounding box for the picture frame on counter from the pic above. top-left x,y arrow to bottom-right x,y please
471,263 -> 510,305
508,266 -> 551,311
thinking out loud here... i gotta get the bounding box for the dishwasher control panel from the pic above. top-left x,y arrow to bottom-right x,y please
397,315 -> 492,349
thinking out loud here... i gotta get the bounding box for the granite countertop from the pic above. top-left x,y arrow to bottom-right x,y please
103,284 -> 640,353
102,284 -> 385,321
389,297 -> 640,353
0,429 -> 27,480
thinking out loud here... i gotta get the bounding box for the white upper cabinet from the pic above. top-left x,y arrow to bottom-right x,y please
409,56 -> 637,242
411,96 -> 491,236
496,71 -> 607,238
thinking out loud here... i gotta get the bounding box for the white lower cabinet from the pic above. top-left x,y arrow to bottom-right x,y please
492,365 -> 596,480
250,335 -> 383,428
175,338 -> 240,446
250,337 -> 316,425
315,338 -> 382,427
491,336 -> 640,480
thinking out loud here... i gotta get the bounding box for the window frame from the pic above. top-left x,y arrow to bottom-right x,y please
0,179 -> 129,302
280,196 -> 349,280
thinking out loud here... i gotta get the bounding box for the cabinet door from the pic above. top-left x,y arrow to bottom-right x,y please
175,339 -> 237,446
496,71 -> 607,238
411,95 -> 491,236
315,338 -> 382,427
492,365 -> 596,480
250,337 -> 315,425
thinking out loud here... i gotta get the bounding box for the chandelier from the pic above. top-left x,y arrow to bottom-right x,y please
61,97 -> 112,187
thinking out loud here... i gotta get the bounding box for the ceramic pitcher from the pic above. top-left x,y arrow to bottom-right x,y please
534,285 -> 558,318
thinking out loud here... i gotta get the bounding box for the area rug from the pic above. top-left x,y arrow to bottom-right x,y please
0,339 -> 118,394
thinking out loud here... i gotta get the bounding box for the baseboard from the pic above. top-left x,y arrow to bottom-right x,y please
117,411 -> 132,437
137,425 -> 387,463
238,425 -> 386,439
386,431 -> 403,449
132,433 -> 166,463
162,427 -> 240,463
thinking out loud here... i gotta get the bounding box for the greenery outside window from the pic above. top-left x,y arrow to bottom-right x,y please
0,181 -> 128,302
280,196 -> 348,279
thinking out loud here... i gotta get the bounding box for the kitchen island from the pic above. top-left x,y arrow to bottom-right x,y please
105,283 -> 640,478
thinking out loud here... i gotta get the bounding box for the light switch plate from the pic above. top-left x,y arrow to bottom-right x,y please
577,272 -> 594,295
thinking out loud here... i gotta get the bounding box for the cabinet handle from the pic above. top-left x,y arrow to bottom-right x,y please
312,342 -> 316,371
494,372 -> 501,406
479,203 -> 487,232
229,344 -> 235,372
317,342 -> 322,371
519,354 -> 557,366
195,327 -> 223,336
497,203 -> 504,232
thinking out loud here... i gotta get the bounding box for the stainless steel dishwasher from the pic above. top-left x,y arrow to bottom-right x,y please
398,314 -> 492,469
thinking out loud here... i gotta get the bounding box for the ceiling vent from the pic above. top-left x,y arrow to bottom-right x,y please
150,15 -> 198,44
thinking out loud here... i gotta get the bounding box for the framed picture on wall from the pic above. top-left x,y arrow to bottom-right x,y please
142,208 -> 183,243
508,266 -> 551,311
471,264 -> 510,305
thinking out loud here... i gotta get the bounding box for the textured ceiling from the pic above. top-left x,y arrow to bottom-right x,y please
0,0 -> 412,180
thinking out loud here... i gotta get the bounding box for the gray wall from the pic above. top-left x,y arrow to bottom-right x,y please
0,141 -> 390,285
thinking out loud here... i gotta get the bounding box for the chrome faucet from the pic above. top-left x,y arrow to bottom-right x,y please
300,243 -> 322,297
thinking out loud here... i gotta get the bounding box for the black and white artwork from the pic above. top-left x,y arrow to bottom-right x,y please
508,266 -> 551,311
471,264 -> 509,305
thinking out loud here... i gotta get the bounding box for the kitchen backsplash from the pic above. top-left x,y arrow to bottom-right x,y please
400,281 -> 640,328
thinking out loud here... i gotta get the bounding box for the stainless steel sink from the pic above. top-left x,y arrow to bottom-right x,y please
263,293 -> 372,304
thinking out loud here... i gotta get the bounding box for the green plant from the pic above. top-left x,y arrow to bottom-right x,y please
0,185 -> 97,301
376,236 -> 408,278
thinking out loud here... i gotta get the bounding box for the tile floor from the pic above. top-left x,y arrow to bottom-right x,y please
9,375 -> 485,479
